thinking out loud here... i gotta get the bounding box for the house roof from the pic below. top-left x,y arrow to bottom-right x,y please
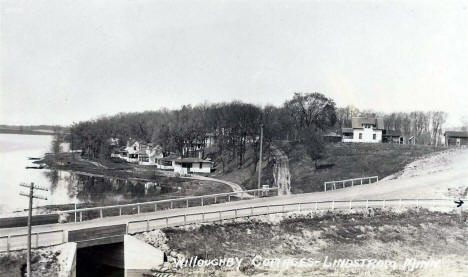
174,157 -> 213,164
383,129 -> 402,137
445,131 -> 468,138
351,117 -> 384,130
322,131 -> 341,137
341,128 -> 354,133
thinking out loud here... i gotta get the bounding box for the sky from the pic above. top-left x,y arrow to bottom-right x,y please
1,0 -> 467,127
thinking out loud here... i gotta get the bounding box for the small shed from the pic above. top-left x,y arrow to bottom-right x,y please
173,158 -> 213,174
445,131 -> 468,147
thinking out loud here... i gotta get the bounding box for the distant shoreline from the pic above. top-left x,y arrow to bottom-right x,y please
0,129 -> 55,136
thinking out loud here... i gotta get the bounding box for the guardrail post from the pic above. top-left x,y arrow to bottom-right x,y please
298,203 -> 301,212
119,207 -> 122,216
154,204 -> 157,212
166,217 -> 169,227
219,211 -> 222,221
349,200 -> 352,210
146,219 -> 150,231
186,199 -> 189,208
201,197 -> 204,207
333,182 -> 336,190
376,176 -> 379,182
267,205 -> 270,214
343,181 -> 345,189
416,199 -> 419,208
331,201 -> 335,210
351,180 -> 354,187
62,230 -> 66,243
74,211 -> 77,223
366,200 -> 369,209
324,183 -> 327,191
126,224 -> 129,235
202,213 -> 205,222
241,192 -> 244,200
251,206 -> 254,216
382,200 -> 386,208
35,233 -> 39,248
214,196 -> 217,204
184,214 -> 187,225
137,205 -> 140,214
100,209 -> 103,218
170,201 -> 173,209
7,235 -> 10,252
368,177 -> 371,184
361,178 -> 363,185
235,209 -> 238,218
315,202 -> 318,211
80,212 -> 82,222
228,195 -> 231,202
282,205 -> 285,213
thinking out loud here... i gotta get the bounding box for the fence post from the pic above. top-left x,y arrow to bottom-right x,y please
170,201 -> 173,209
251,206 -> 254,216
100,209 -> 103,218
315,202 -> 318,211
186,199 -> 189,208
282,205 -> 285,213
267,205 -> 270,214
332,201 -> 335,210
80,212 -> 82,222
416,199 -> 419,208
202,213 -> 205,222
376,176 -> 379,182
201,197 -> 204,207
154,204 -> 157,212
6,235 -> 10,253
361,178 -> 363,185
62,230 -> 66,243
137,205 -> 140,214
214,196 -> 217,204
351,180 -> 354,187
35,233 -> 39,248
147,219 -> 150,231
235,209 -> 238,218
298,203 -> 301,212
166,217 -> 169,227
219,211 -> 222,221
324,183 -> 327,191
228,195 -> 231,202
126,223 -> 129,235
333,182 -> 336,190
119,207 -> 122,216
368,177 -> 371,184
343,181 -> 345,189
184,214 -> 187,225
349,200 -> 352,210
241,192 -> 244,200
366,200 -> 369,209
382,200 -> 386,209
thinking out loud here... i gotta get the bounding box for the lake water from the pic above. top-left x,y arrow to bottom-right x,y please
0,134 -> 78,216
0,133 -> 178,217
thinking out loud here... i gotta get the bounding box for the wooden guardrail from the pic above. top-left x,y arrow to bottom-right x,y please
1,197 -> 463,253
57,187 -> 279,223
324,176 -> 379,191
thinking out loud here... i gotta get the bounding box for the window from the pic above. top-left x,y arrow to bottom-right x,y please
373,134 -> 376,140
359,133 -> 362,139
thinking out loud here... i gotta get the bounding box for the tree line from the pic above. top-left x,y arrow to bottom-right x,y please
68,92 -> 450,168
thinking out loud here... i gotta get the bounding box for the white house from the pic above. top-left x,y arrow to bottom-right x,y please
172,158 -> 213,174
342,117 -> 384,143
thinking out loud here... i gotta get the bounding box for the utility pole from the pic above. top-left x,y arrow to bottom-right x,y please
19,183 -> 48,277
258,124 -> 264,190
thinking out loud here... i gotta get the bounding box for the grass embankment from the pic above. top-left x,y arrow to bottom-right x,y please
139,209 -> 468,276
280,142 -> 445,193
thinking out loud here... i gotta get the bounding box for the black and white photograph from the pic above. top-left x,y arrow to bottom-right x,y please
1,0 -> 467,276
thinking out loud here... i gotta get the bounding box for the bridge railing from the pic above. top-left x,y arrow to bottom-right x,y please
58,187 -> 279,223
0,229 -> 64,252
1,197 -> 463,253
126,198 -> 460,234
324,176 -> 379,191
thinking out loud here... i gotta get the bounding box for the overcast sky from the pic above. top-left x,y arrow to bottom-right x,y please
1,0 -> 467,127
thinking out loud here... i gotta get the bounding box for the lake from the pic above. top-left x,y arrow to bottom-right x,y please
0,133 -> 180,217
0,133 -> 78,216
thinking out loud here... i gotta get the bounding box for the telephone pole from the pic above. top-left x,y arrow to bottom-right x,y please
19,183 -> 48,277
258,124 -> 264,190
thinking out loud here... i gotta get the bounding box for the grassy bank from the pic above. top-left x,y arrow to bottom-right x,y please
281,142 -> 445,193
0,248 -> 60,277
138,208 -> 468,276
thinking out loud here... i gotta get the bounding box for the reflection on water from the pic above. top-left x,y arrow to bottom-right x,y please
0,134 -> 176,217
44,170 -> 175,208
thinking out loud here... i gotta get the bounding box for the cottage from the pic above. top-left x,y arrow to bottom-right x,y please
445,131 -> 468,147
382,129 -> 404,144
173,158 -> 213,174
157,156 -> 177,170
342,117 -> 384,143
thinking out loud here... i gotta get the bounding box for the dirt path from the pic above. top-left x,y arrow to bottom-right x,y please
271,144 -> 291,195
184,175 -> 254,198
